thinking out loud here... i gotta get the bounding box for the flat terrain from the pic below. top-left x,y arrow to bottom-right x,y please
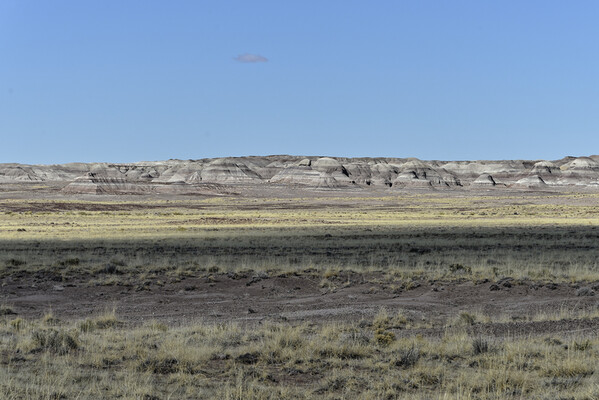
2,188 -> 599,398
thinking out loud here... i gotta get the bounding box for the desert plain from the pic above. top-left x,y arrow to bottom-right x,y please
2,155 -> 599,399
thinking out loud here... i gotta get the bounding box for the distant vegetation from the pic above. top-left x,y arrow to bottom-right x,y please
1,194 -> 599,283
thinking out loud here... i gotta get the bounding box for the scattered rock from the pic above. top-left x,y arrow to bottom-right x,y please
211,353 -> 231,361
358,320 -> 371,328
577,287 -> 595,297
497,277 -> 513,288
246,272 -> 269,286
227,272 -> 245,280
236,352 -> 259,364
100,264 -> 119,274
285,368 -> 302,376
0,306 -> 16,316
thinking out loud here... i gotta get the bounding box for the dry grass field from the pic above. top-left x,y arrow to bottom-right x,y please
3,308 -> 599,399
2,191 -> 599,399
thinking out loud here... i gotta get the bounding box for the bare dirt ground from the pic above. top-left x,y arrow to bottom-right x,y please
3,270 -> 599,339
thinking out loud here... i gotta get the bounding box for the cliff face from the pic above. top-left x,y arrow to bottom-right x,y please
1,155 -> 599,194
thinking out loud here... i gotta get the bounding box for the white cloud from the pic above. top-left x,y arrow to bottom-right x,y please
234,53 -> 268,63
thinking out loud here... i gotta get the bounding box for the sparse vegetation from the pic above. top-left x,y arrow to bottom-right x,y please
79,309 -> 122,332
1,311 -> 598,399
1,194 -> 599,398
30,327 -> 79,355
0,305 -> 16,316
472,336 -> 490,355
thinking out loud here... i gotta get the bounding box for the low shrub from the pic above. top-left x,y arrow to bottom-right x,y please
31,329 -> 78,355
394,346 -> 420,368
472,337 -> 489,355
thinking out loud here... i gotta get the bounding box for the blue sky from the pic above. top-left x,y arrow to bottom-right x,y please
1,1 -> 598,164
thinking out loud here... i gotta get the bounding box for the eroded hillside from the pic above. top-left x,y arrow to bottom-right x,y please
2,155 -> 599,195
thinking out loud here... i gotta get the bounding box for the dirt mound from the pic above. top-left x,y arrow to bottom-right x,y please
62,170 -> 228,195
532,161 -> 559,174
393,161 -> 460,187
472,174 -> 496,186
62,172 -> 149,194
0,166 -> 44,182
514,175 -> 547,187
199,158 -> 263,182
270,166 -> 349,188
562,157 -> 599,171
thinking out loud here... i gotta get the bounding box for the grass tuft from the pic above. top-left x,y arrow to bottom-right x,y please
393,345 -> 420,368
472,337 -> 490,355
79,310 -> 122,332
31,328 -> 78,355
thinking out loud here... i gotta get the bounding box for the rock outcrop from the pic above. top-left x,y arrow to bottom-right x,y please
1,155 -> 599,194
